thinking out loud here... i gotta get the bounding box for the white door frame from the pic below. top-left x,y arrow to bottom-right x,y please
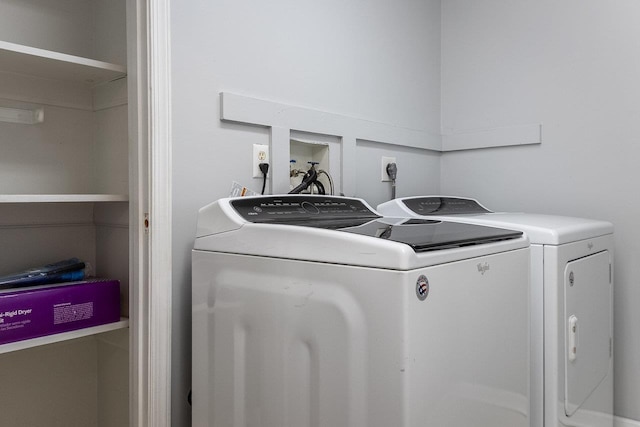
128,0 -> 172,426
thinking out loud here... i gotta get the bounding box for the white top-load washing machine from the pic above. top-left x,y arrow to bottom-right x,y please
192,195 -> 531,427
377,196 -> 613,427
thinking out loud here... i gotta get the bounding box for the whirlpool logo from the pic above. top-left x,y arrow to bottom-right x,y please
477,262 -> 490,275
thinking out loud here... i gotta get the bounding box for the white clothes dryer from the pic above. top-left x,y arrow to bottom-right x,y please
192,195 -> 531,427
377,196 -> 614,427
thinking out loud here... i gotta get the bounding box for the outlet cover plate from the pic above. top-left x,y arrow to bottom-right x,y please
381,156 -> 396,182
253,144 -> 269,178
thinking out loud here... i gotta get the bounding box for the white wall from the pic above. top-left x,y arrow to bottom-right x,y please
171,1 -> 442,425
440,0 -> 640,421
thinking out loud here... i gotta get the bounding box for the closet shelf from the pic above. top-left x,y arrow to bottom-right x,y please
0,40 -> 126,85
0,318 -> 129,355
0,194 -> 129,203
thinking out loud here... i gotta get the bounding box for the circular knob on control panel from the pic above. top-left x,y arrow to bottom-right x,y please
301,201 -> 320,214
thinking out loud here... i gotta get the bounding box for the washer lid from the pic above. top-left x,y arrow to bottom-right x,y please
320,218 -> 522,253
194,196 -> 529,270
229,196 -> 522,253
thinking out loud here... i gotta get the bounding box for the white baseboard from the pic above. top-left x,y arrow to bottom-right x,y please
616,416 -> 640,427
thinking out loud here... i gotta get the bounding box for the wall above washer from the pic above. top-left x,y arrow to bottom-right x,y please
220,92 -> 542,194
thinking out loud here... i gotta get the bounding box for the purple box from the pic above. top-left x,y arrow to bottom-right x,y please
0,279 -> 120,345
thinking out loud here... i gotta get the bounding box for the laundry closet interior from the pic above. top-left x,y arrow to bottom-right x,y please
0,1 -> 638,427
0,1 -> 140,426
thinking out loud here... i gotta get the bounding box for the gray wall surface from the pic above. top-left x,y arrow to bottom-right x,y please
440,0 -> 640,421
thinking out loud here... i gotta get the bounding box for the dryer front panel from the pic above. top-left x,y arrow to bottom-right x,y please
564,250 -> 612,417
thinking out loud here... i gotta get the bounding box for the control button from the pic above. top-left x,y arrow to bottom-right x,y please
301,201 -> 320,214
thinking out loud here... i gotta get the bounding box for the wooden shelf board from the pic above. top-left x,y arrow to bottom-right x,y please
0,40 -> 126,84
0,318 -> 129,354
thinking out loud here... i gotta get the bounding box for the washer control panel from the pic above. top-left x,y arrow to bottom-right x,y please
402,196 -> 492,215
230,196 -> 379,223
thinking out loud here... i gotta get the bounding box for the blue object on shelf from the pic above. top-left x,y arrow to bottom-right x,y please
0,258 -> 87,289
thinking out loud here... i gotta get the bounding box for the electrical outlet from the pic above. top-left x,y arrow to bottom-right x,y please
253,144 -> 269,178
381,156 -> 396,182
